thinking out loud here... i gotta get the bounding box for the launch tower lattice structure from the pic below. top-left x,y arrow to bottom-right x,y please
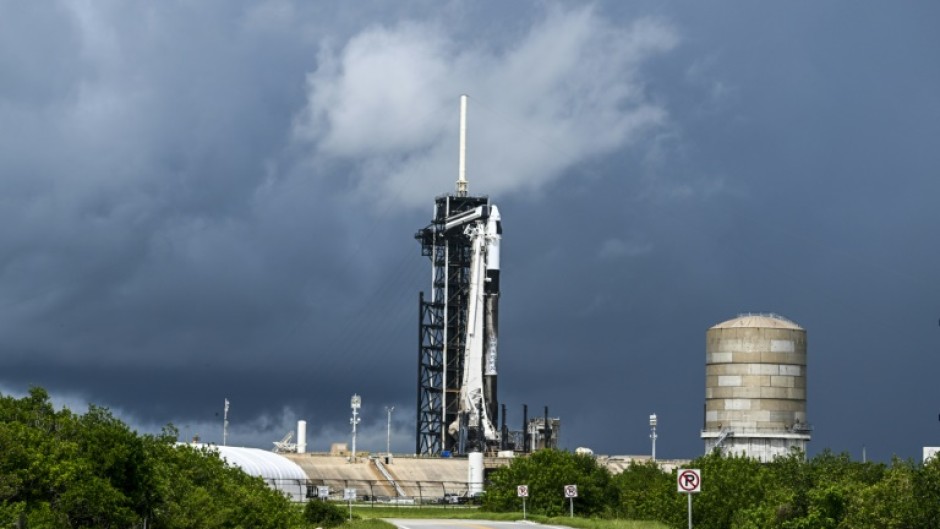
415,194 -> 491,456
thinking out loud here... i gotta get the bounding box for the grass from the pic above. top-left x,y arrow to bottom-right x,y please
338,519 -> 398,529
347,506 -> 669,529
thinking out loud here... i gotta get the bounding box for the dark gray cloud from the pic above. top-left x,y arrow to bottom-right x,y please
1,1 -> 938,461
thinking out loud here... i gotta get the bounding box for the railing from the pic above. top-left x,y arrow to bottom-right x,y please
372,458 -> 407,498
263,478 -> 484,506
714,428 -> 733,448
702,425 -> 814,436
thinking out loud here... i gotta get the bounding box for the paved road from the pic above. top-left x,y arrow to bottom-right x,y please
385,519 -> 562,529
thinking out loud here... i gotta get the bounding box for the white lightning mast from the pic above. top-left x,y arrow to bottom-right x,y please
456,94 -> 469,196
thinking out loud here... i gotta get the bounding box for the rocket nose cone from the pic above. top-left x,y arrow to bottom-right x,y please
488,205 -> 500,221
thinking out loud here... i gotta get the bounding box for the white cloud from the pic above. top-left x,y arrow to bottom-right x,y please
294,6 -> 678,208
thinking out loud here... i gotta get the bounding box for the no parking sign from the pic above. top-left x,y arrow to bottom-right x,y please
518,485 -> 529,520
564,485 -> 578,518
677,469 -> 701,529
677,469 -> 701,493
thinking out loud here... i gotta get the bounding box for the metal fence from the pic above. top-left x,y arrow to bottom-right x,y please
265,478 -> 484,506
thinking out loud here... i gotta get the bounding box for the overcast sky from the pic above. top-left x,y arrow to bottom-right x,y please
1,1 -> 938,462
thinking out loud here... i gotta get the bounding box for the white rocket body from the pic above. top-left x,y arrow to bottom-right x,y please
482,207 -> 500,425
448,205 -> 501,446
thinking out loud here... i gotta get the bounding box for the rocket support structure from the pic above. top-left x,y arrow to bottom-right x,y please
415,96 -> 503,455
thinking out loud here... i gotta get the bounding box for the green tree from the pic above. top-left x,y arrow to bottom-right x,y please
483,449 -> 616,517
840,458 -> 916,529
0,387 -> 304,529
303,499 -> 347,527
611,459 -> 675,522
144,440 -> 303,529
790,450 -> 885,529
910,455 -> 940,528
684,451 -> 768,529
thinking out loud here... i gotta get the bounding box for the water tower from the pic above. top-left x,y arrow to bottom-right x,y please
702,313 -> 811,461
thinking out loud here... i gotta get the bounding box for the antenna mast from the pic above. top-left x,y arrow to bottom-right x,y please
456,94 -> 469,196
223,398 -> 230,446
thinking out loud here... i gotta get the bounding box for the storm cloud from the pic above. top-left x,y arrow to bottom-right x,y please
1,1 -> 938,460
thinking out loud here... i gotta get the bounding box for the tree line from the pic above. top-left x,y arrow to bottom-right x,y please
0,387 -> 305,528
482,447 -> 940,528
6,386 -> 940,528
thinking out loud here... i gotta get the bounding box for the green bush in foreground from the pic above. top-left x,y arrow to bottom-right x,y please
483,449 -> 616,517
0,387 -> 303,529
304,499 -> 349,527
484,447 -> 940,529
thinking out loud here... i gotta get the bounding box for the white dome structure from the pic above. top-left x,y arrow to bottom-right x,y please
190,444 -> 308,502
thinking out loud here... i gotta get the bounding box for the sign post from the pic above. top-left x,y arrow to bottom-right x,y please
564,484 -> 578,518
344,488 -> 357,520
317,486 -> 330,500
677,469 -> 701,529
517,485 -> 529,519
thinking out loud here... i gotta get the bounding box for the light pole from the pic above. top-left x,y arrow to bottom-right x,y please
385,406 -> 394,458
650,413 -> 658,461
350,394 -> 361,463
223,398 -> 230,446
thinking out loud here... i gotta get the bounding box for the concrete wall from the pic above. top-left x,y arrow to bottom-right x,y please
283,454 -> 471,500
703,435 -> 809,462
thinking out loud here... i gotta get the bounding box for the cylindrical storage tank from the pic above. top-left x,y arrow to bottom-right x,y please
468,452 -> 484,496
702,313 -> 810,461
297,420 -> 307,454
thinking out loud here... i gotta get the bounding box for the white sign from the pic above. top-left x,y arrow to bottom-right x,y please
343,488 -> 357,501
564,484 -> 578,498
517,485 -> 529,497
317,486 -> 330,499
677,469 -> 701,493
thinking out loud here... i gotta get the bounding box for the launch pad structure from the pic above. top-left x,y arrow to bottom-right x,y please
415,195 -> 498,456
415,96 -> 503,457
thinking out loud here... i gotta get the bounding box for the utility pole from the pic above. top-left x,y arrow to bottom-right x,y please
386,406 -> 394,458
349,394 -> 361,462
223,398 -> 230,446
650,413 -> 658,461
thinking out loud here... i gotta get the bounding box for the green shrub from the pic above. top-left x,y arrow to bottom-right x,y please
483,449 -> 616,517
304,499 -> 348,527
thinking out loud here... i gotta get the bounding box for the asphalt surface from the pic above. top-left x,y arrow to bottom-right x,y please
385,519 -> 564,529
